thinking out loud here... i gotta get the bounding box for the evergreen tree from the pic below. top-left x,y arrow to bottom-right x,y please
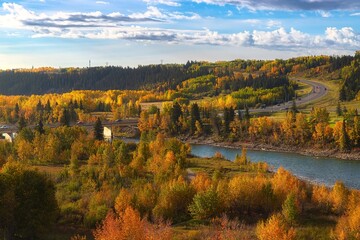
291,99 -> 298,114
339,120 -> 351,151
45,100 -> 52,113
35,120 -> 45,135
223,107 -> 231,135
14,103 -> 20,118
244,105 -> 250,121
336,101 -> 342,116
190,103 -> 201,134
18,116 -> 26,131
170,102 -> 182,133
60,109 -> 70,126
94,117 -> 104,141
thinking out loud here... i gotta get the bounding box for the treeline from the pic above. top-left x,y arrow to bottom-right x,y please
0,64 -> 206,95
0,90 -> 143,124
0,53 -> 356,96
339,51 -> 360,101
139,102 -> 360,152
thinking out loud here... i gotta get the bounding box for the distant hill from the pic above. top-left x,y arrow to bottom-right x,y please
0,54 -> 356,97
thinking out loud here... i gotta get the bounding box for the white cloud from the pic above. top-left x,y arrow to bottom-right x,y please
317,10 -> 332,18
1,3 -> 359,52
129,6 -> 200,20
192,0 -> 360,11
350,13 -> 360,16
143,0 -> 181,7
95,1 -> 109,5
266,20 -> 282,29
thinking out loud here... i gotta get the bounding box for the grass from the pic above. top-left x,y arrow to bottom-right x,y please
33,165 -> 64,179
295,80 -> 313,98
188,156 -> 243,178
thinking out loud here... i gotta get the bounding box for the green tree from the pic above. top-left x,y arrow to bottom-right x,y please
60,109 -> 70,127
339,120 -> 351,151
336,101 -> 342,116
18,115 -> 26,131
282,192 -> 299,225
0,173 -> 15,240
290,99 -> 298,114
1,164 -> 58,240
190,103 -> 201,134
94,117 -> 104,141
35,119 -> 45,135
188,188 -> 220,220
170,102 -> 182,133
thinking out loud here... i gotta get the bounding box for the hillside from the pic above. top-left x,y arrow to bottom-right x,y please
0,54 -> 355,97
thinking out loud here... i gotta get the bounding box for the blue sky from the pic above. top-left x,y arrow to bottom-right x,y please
0,0 -> 359,69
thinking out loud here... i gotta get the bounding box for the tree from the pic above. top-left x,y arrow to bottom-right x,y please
94,207 -> 172,240
93,117 -> 104,141
60,109 -> 70,126
339,120 -> 351,151
336,102 -> 343,116
18,115 -> 26,131
234,147 -> 248,165
170,101 -> 182,133
282,193 -> 299,225
35,119 -> 45,135
256,214 -> 296,240
188,188 -> 220,220
190,103 -> 201,134
0,173 -> 15,240
1,164 -> 58,240
290,99 -> 298,114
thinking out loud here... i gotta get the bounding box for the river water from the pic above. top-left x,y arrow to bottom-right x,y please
191,144 -> 360,189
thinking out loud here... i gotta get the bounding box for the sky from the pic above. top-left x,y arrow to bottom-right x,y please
0,0 -> 359,69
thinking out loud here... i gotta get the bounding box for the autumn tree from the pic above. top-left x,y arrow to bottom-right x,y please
234,147 -> 248,165
256,214 -> 296,240
94,207 -> 172,240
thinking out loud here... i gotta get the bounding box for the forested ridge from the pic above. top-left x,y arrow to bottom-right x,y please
0,53 -> 356,97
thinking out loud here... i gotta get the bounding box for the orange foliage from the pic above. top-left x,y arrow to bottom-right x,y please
94,207 -> 172,240
256,214 -> 296,240
191,172 -> 212,193
272,167 -> 307,207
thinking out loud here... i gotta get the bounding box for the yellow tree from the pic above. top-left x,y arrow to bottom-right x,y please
256,214 -> 296,240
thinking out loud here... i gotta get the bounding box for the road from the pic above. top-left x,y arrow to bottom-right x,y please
251,79 -> 328,113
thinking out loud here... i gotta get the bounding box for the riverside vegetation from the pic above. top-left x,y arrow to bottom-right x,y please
1,53 -> 360,239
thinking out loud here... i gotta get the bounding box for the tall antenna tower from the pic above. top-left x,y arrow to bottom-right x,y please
89,60 -> 91,68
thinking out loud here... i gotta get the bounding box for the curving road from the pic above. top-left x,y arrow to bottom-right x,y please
251,79 -> 328,113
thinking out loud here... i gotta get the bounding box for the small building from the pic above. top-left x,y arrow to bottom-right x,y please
103,126 -> 112,142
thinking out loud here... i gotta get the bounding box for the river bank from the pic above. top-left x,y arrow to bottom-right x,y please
183,136 -> 360,161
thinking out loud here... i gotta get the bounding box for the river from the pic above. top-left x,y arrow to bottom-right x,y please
191,144 -> 360,189
121,138 -> 360,189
